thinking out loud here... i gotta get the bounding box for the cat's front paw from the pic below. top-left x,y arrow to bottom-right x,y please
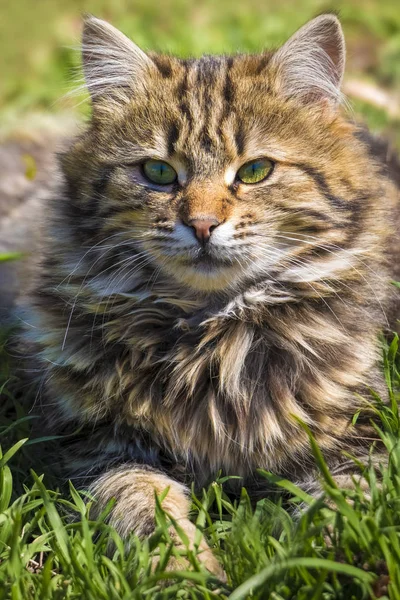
167,519 -> 226,581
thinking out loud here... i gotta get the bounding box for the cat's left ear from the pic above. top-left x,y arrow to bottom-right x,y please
270,14 -> 345,106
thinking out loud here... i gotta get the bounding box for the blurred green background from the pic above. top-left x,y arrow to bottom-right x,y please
0,0 -> 399,144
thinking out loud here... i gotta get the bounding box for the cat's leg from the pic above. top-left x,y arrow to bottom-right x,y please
295,451 -> 378,506
88,465 -> 224,578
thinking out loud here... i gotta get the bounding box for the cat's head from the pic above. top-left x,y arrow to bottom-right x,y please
62,14 -> 380,296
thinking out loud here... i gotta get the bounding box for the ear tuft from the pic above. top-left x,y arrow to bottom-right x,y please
82,15 -> 153,102
270,14 -> 346,106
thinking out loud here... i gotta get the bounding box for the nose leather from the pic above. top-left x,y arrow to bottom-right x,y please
188,218 -> 220,244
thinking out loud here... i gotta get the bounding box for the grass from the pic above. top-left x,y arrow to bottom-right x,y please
0,322 -> 399,598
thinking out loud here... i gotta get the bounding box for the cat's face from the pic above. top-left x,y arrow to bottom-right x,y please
64,15 -> 374,295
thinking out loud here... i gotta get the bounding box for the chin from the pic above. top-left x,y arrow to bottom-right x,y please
165,261 -> 242,293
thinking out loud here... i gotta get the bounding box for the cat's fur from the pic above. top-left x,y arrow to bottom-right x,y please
14,14 -> 400,574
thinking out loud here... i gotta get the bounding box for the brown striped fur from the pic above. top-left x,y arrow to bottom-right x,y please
17,15 -> 399,574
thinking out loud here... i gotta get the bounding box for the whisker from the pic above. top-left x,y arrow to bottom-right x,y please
253,245 -> 347,326
99,257 -> 156,330
275,232 -> 389,326
57,231 -> 127,287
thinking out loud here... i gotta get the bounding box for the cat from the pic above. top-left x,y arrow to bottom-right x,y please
13,13 -> 400,576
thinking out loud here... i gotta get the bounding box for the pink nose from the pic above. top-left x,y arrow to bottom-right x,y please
188,218 -> 220,244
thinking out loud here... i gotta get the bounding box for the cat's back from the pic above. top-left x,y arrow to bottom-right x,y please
358,130 -> 400,325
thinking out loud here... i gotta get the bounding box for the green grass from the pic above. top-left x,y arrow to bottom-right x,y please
0,325 -> 399,598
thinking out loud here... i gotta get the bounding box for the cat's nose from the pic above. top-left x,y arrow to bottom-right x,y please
188,218 -> 221,244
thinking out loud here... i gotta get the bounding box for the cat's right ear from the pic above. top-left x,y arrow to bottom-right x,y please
81,15 -> 154,104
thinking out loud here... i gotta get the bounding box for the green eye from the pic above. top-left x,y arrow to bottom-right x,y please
143,160 -> 177,185
236,158 -> 274,184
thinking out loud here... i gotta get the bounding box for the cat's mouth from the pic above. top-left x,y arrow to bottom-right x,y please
161,247 -> 241,291
182,248 -> 234,270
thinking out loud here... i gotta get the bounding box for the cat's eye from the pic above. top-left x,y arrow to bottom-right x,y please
142,160 -> 177,185
236,158 -> 274,184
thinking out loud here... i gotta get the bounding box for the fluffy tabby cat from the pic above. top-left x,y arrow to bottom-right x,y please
16,14 -> 400,575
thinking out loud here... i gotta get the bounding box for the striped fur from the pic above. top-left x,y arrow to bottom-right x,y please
18,15 -> 399,574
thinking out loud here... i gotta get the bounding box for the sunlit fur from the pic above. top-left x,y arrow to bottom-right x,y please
19,14 -> 399,572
